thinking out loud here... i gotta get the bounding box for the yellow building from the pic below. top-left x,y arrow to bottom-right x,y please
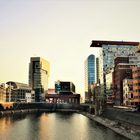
29,57 -> 50,102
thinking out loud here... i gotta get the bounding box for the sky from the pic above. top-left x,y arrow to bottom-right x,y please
0,0 -> 140,97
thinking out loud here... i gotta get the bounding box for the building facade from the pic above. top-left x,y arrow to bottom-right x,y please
132,67 -> 140,105
113,63 -> 136,105
85,54 -> 96,103
90,40 -> 139,95
96,57 -> 100,84
106,70 -> 113,96
6,81 -> 35,102
29,57 -> 50,102
123,79 -> 133,106
0,84 -> 7,102
55,81 -> 75,94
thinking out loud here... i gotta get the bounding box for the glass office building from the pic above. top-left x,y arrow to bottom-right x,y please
85,54 -> 96,103
29,57 -> 50,102
102,45 -> 136,73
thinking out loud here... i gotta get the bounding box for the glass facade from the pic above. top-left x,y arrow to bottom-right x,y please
85,55 -> 96,102
88,55 -> 96,84
99,44 -> 137,95
102,45 -> 136,73
29,57 -> 50,102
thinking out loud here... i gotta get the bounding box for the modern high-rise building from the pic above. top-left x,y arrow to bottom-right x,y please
85,54 -> 96,103
29,57 -> 50,102
90,40 -> 139,95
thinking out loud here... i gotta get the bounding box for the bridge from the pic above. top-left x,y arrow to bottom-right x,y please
0,102 -> 13,110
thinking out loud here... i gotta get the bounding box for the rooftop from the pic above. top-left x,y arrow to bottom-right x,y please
6,81 -> 31,90
90,40 -> 139,47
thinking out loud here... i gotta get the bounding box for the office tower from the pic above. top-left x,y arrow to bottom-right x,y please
85,54 -> 96,103
29,57 -> 50,102
90,40 -> 139,95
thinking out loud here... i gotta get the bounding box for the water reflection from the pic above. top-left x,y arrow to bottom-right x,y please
0,113 -> 129,140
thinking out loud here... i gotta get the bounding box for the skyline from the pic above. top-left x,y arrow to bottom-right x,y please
0,0 -> 140,97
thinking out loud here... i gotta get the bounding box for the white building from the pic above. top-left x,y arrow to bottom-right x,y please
123,79 -> 133,106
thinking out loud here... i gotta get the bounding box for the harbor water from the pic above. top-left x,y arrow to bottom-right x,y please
0,112 -> 129,140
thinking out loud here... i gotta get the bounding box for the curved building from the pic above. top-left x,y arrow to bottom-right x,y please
85,55 -> 96,103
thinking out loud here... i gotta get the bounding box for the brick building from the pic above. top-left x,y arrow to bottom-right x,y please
132,67 -> 140,105
113,57 -> 137,105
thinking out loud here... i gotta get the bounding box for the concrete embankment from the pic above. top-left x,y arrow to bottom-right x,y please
103,107 -> 140,126
0,109 -> 80,117
0,103 -> 90,116
81,112 -> 140,140
0,109 -> 39,117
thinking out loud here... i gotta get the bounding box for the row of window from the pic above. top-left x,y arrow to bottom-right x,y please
133,70 -> 140,73
133,96 -> 140,99
133,83 -> 140,86
133,89 -> 140,92
133,76 -> 140,79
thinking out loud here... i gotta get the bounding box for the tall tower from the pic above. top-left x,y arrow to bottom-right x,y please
85,54 -> 96,103
29,57 -> 50,102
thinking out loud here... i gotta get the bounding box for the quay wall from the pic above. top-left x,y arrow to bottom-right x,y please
0,103 -> 90,116
102,107 -> 140,126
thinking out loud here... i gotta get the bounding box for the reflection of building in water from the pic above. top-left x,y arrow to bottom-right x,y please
0,117 -> 13,133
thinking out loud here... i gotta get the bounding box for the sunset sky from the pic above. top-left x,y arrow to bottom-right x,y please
0,0 -> 140,97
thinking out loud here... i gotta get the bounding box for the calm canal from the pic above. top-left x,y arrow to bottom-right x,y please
0,112 -> 129,140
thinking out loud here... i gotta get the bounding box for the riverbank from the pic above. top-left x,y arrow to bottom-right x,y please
0,104 -> 140,140
81,112 -> 140,140
0,109 -> 80,117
